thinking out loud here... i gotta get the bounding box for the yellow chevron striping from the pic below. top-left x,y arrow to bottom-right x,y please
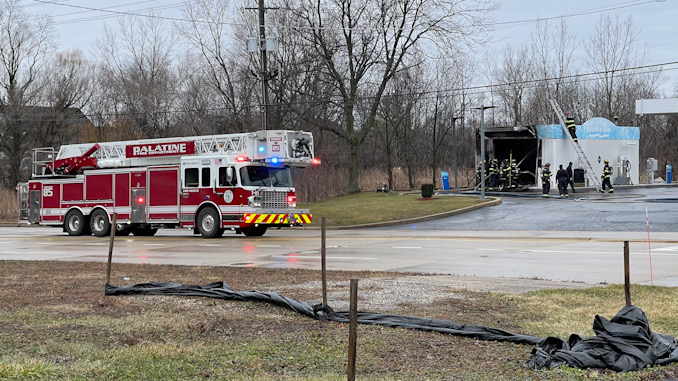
245,213 -> 312,224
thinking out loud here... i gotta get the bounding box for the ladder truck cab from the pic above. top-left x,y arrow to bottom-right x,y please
17,130 -> 320,238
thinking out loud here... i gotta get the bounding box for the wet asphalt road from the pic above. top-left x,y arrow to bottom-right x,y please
2,184 -> 677,286
377,185 -> 678,232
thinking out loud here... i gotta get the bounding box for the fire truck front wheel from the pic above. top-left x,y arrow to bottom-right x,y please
90,209 -> 111,237
197,207 -> 224,238
64,210 -> 90,236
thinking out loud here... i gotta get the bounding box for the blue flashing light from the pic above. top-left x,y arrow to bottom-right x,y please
258,146 -> 265,152
271,157 -> 279,164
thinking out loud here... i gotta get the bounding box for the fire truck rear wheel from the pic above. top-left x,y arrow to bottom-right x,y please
242,225 -> 268,237
90,209 -> 111,237
197,207 -> 224,238
65,210 -> 89,236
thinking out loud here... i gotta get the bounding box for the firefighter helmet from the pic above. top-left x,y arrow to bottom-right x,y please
545,163 -> 550,167
604,159 -> 609,163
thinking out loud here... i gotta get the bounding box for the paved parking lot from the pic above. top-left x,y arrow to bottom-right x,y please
378,185 -> 678,232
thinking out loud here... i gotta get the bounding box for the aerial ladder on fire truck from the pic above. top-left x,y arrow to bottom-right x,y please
33,130 -> 317,177
549,99 -> 602,191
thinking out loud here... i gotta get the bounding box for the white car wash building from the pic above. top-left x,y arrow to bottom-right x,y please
536,118 -> 639,187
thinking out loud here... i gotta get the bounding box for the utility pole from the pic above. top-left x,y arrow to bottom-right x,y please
247,0 -> 278,130
474,105 -> 494,200
452,116 -> 459,188
258,0 -> 269,130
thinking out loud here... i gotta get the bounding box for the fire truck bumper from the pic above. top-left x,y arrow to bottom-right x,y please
243,210 -> 312,226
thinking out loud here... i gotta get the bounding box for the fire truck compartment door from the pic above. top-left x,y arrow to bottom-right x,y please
148,168 -> 180,221
29,190 -> 40,224
131,189 -> 146,223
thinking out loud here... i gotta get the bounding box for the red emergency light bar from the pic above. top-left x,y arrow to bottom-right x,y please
312,158 -> 321,165
236,155 -> 248,162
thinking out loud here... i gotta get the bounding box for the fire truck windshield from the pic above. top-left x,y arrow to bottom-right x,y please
240,166 -> 292,187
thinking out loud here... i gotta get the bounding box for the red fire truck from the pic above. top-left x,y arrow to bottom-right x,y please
17,130 -> 319,238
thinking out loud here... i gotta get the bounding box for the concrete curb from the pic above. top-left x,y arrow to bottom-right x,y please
0,222 -> 30,227
330,196 -> 502,230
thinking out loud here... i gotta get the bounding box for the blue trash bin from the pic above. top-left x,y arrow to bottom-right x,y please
667,164 -> 672,184
441,171 -> 450,190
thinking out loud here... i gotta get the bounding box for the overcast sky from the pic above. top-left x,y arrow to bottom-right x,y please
29,0 -> 678,95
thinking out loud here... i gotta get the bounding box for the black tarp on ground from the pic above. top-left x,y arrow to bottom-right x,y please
529,305 -> 678,371
106,281 -> 678,371
105,281 -> 543,346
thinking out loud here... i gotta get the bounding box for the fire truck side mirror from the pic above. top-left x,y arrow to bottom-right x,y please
227,167 -> 234,185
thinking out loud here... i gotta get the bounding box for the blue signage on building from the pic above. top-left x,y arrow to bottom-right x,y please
536,117 -> 639,140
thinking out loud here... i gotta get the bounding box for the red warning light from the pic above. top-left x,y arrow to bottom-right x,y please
136,196 -> 145,204
312,158 -> 321,165
236,156 -> 248,162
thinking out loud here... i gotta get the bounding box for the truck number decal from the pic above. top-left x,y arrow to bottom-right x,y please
43,186 -> 53,197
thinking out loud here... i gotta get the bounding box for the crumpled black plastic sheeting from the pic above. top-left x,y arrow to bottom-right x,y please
105,282 -> 678,371
528,305 -> 678,371
105,281 -> 543,346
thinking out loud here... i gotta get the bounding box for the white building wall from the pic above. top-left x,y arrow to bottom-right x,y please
538,118 -> 640,187
542,139 -> 639,186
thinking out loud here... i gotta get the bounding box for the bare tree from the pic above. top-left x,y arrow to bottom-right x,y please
585,15 -> 645,121
375,66 -> 424,189
178,0 -> 258,134
527,19 -> 579,123
36,49 -> 95,148
0,0 -> 54,187
284,0 -> 494,193
493,44 -> 533,126
95,12 -> 178,139
448,55 -> 475,186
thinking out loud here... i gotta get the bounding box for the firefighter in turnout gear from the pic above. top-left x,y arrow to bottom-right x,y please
565,112 -> 578,142
541,163 -> 552,196
556,164 -> 569,197
510,158 -> 520,189
600,159 -> 614,193
489,159 -> 499,190
500,159 -> 509,191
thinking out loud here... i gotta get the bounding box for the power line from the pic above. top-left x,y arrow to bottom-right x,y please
491,0 -> 657,31
2,60 -> 675,124
405,61 -> 678,101
31,0 -> 662,32
31,0 -> 197,26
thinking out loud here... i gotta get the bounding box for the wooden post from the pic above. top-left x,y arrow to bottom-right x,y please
347,278 -> 358,381
106,213 -> 117,285
321,217 -> 327,306
624,241 -> 631,306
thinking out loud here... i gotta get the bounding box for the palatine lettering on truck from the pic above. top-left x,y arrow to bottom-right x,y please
126,141 -> 195,157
